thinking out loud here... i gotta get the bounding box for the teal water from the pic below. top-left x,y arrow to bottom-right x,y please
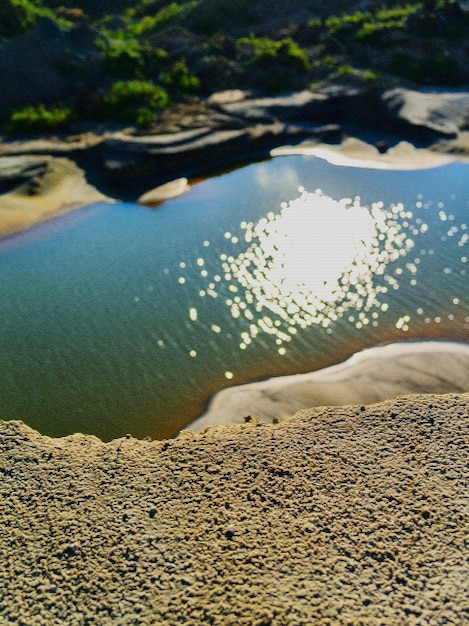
1,155 -> 468,440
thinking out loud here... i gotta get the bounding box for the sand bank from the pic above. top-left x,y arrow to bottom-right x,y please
271,137 -> 457,170
190,341 -> 469,432
137,177 -> 190,206
0,156 -> 112,238
1,393 -> 468,624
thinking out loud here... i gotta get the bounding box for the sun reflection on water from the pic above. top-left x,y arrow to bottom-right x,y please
197,188 -> 419,353
173,179 -> 468,388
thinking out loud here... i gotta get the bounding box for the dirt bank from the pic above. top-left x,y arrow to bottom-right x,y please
1,393 -> 468,624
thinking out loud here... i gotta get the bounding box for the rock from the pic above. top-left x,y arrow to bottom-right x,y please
0,156 -> 49,193
147,25 -> 202,58
207,89 -> 252,105
102,122 -> 311,185
98,89 -> 369,189
382,88 -> 469,139
219,90 -> 334,122
0,19 -> 104,116
137,177 -> 189,206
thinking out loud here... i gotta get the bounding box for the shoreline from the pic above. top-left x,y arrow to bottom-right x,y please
271,137 -> 458,170
188,340 -> 469,433
1,134 -> 467,240
0,155 -> 113,239
2,86 -> 469,239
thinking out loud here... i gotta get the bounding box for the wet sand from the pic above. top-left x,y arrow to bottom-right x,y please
1,393 -> 468,624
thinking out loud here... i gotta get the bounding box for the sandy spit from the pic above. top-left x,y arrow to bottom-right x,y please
271,138 -> 460,170
1,393 -> 468,625
190,341 -> 469,432
0,156 -> 112,238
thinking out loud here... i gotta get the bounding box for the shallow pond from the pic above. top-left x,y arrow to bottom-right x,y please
1,155 -> 468,440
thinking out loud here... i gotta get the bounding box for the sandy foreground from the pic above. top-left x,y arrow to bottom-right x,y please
1,392 -> 468,625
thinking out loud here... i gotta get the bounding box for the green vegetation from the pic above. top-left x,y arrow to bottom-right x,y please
325,4 -> 419,43
324,2 -> 466,44
0,0 -> 68,37
234,34 -> 310,91
334,65 -> 378,85
130,2 -> 194,37
98,80 -> 169,122
317,1 -> 468,85
161,59 -> 200,93
235,35 -> 309,71
1,1 -> 468,130
97,37 -> 168,79
5,103 -> 73,132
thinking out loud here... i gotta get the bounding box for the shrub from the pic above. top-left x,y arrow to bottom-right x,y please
106,80 -> 168,106
93,80 -> 169,122
236,35 -> 310,71
126,0 -> 171,20
131,2 -> 190,37
97,35 -> 169,80
335,64 -> 378,84
326,4 -> 420,46
136,107 -> 154,128
161,59 -> 200,93
5,103 -> 73,133
0,0 -> 67,38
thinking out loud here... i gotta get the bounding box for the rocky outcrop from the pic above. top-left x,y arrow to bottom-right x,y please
87,87 -> 469,190
101,122 -> 331,186
382,87 -> 469,139
0,18 -> 104,117
1,86 -> 469,237
0,393 -> 468,624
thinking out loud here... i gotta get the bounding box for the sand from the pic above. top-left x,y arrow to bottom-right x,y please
190,341 -> 469,432
0,156 -> 112,238
137,177 -> 190,206
271,138 -> 458,170
1,393 -> 468,624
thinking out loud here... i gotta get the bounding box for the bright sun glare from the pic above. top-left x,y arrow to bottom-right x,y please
197,188 -> 416,352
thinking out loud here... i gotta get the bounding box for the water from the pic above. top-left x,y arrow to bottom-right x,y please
1,155 -> 468,440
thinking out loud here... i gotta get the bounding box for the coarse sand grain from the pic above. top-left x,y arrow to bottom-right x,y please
0,393 -> 468,624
